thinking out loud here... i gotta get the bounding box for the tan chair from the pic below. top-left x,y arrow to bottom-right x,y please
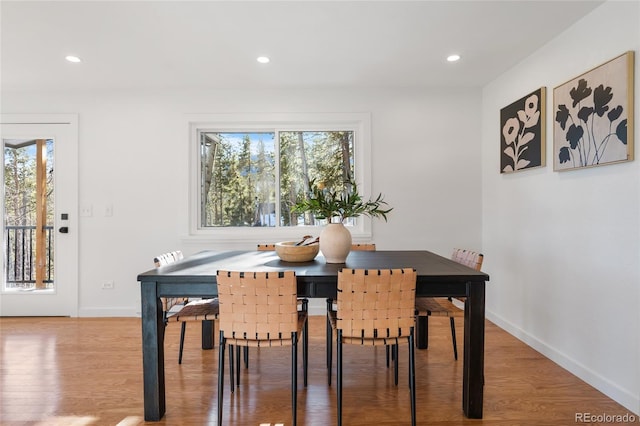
154,250 -> 220,364
329,268 -> 417,426
326,243 -> 377,371
414,248 -> 484,360
350,243 -> 376,251
226,243 -> 278,377
216,270 -> 308,426
256,243 -> 275,251
257,242 -> 306,309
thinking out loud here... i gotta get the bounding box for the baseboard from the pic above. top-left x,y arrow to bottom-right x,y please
487,310 -> 639,415
306,297 -> 327,316
78,307 -> 140,317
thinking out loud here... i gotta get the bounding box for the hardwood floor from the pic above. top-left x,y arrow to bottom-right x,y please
0,314 -> 630,425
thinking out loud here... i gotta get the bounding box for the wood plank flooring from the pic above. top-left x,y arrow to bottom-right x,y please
0,315 -> 631,425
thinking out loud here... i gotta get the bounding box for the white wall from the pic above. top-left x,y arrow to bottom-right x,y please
2,87 -> 483,316
481,0 -> 639,414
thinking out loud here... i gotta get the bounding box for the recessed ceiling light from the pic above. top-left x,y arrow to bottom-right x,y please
256,56 -> 270,64
447,54 -> 461,62
65,55 -> 82,63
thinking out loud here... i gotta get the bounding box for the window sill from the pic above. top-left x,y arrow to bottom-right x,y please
181,224 -> 372,249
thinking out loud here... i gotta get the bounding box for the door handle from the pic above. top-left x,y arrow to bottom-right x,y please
59,226 -> 69,234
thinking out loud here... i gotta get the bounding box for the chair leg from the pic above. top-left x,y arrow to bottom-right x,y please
386,343 -> 397,369
217,333 -> 225,426
393,344 -> 399,386
328,326 -> 333,386
386,345 -> 390,368
450,317 -> 458,360
337,329 -> 343,426
178,322 -> 187,364
229,344 -> 235,393
303,299 -> 309,387
236,346 -> 241,386
409,334 -> 416,426
326,298 -> 333,386
326,298 -> 332,368
292,332 -> 298,426
243,346 -> 249,368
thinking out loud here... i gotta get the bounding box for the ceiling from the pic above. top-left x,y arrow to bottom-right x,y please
1,1 -> 604,92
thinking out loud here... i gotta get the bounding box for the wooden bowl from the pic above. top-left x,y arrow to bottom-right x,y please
275,241 -> 320,262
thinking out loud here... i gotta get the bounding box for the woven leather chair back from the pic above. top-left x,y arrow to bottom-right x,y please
153,250 -> 183,267
216,270 -> 299,343
451,248 -> 483,271
351,243 -> 376,251
153,251 -> 186,312
336,268 -> 416,342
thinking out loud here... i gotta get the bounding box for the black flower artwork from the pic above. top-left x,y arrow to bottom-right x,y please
553,52 -> 633,170
500,88 -> 545,173
556,77 -> 627,167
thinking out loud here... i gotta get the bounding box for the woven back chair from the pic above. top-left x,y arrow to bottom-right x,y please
415,248 -> 484,360
256,243 -> 276,251
220,244 -> 278,376
154,251 -> 188,319
350,243 -> 376,251
329,268 -> 417,426
326,243 -> 377,371
215,270 -> 308,426
153,250 -> 219,364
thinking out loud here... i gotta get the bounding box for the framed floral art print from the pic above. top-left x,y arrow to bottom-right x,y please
553,51 -> 634,171
500,87 -> 546,173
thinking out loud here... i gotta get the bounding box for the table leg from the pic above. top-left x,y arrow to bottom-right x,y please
141,281 -> 166,421
462,282 -> 485,419
201,320 -> 214,349
416,315 -> 429,349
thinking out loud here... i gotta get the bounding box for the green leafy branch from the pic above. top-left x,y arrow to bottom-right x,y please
292,179 -> 392,224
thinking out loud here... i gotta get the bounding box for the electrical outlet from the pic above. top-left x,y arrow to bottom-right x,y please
104,204 -> 113,217
102,280 -> 114,290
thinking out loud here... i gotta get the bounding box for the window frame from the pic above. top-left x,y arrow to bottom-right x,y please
187,112 -> 373,243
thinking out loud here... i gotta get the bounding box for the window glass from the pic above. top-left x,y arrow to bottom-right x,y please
280,131 -> 353,226
200,132 -> 275,227
200,130 -> 353,228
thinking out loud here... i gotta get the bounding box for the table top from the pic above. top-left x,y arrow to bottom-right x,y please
138,250 -> 489,285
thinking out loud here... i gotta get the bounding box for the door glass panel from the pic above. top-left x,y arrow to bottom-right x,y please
3,138 -> 55,291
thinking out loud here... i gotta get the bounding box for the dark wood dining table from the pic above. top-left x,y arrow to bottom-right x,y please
137,249 -> 489,421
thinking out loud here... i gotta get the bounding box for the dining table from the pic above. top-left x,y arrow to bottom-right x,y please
137,249 -> 489,421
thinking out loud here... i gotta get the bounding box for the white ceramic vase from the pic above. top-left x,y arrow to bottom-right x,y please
320,222 -> 352,263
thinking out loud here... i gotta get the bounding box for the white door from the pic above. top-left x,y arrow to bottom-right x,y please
1,114 -> 79,316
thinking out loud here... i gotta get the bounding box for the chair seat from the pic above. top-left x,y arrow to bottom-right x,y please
168,298 -> 220,322
223,312 -> 308,347
415,297 -> 463,318
328,310 -> 408,346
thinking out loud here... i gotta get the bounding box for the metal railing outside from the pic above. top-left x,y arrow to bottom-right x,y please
4,225 -> 54,289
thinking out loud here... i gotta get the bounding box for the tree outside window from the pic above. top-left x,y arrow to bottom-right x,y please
200,130 -> 353,228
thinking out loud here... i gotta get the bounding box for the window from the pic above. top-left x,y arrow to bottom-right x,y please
3,138 -> 55,290
188,113 -> 372,241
